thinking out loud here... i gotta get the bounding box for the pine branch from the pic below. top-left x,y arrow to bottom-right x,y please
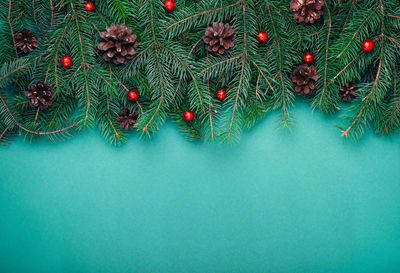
1,0 -> 399,144
266,0 -> 292,126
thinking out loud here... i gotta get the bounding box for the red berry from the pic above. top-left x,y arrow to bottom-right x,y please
127,89 -> 139,102
163,0 -> 176,11
256,30 -> 268,43
183,110 -> 194,122
361,39 -> 374,53
215,89 -> 227,101
83,1 -> 95,12
302,52 -> 314,64
60,55 -> 72,68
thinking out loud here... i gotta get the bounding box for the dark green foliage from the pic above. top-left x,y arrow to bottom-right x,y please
0,0 -> 399,144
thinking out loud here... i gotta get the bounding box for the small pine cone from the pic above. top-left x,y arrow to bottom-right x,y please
24,81 -> 54,109
116,107 -> 138,130
203,22 -> 235,54
339,82 -> 357,102
290,0 -> 324,24
290,64 -> 319,96
15,29 -> 38,54
98,24 -> 139,65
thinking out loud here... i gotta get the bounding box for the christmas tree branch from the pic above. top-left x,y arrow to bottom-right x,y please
118,45 -> 152,74
341,0 -> 387,138
266,0 -> 289,126
221,2 -> 250,140
141,0 -> 165,133
71,2 -> 91,125
44,17 -> 72,92
243,99 -> 273,122
249,59 -> 273,91
336,5 -> 379,59
316,2 -> 332,109
386,13 -> 400,19
158,44 -> 203,106
200,55 -> 241,74
166,1 -> 242,31
32,0 -> 48,40
0,93 -> 77,136
0,126 -> 8,140
8,0 -> 18,59
206,80 -> 215,139
0,55 -> 44,82
339,0 -> 356,36
328,52 -> 362,86
104,111 -> 121,141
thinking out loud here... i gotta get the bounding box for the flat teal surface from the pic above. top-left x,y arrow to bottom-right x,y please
1,103 -> 400,273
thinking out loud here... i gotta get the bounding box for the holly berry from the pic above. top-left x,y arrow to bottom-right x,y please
256,30 -> 268,43
302,52 -> 314,64
215,89 -> 227,101
127,89 -> 139,102
361,39 -> 374,53
183,110 -> 194,122
163,0 -> 176,11
60,55 -> 72,68
83,1 -> 95,12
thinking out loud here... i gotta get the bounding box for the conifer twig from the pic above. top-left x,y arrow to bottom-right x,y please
207,79 -> 214,139
0,93 -> 77,136
266,0 -> 288,126
317,1 -> 332,108
0,127 -> 8,139
227,2 -> 247,139
71,3 -> 91,125
32,0 -> 48,40
0,55 -> 45,82
166,1 -> 242,30
336,5 -> 379,59
143,0 -> 164,132
8,0 -> 18,58
341,3 -> 386,138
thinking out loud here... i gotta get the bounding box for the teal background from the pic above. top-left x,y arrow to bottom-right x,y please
1,102 -> 400,273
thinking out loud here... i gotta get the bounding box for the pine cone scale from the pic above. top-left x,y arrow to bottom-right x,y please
106,50 -> 116,58
98,41 -> 115,51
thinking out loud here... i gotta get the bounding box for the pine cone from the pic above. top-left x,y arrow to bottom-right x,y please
116,107 -> 138,130
290,0 -> 324,24
24,81 -> 54,109
203,22 -> 235,54
98,24 -> 139,65
15,29 -> 38,54
339,82 -> 357,102
290,64 -> 319,96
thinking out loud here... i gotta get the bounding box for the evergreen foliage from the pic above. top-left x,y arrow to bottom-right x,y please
0,0 -> 399,144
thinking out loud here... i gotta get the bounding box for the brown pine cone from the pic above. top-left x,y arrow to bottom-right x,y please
290,64 -> 319,96
203,22 -> 235,54
24,81 -> 54,109
339,82 -> 357,102
116,107 -> 138,130
290,0 -> 324,24
15,29 -> 38,54
98,24 -> 139,65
